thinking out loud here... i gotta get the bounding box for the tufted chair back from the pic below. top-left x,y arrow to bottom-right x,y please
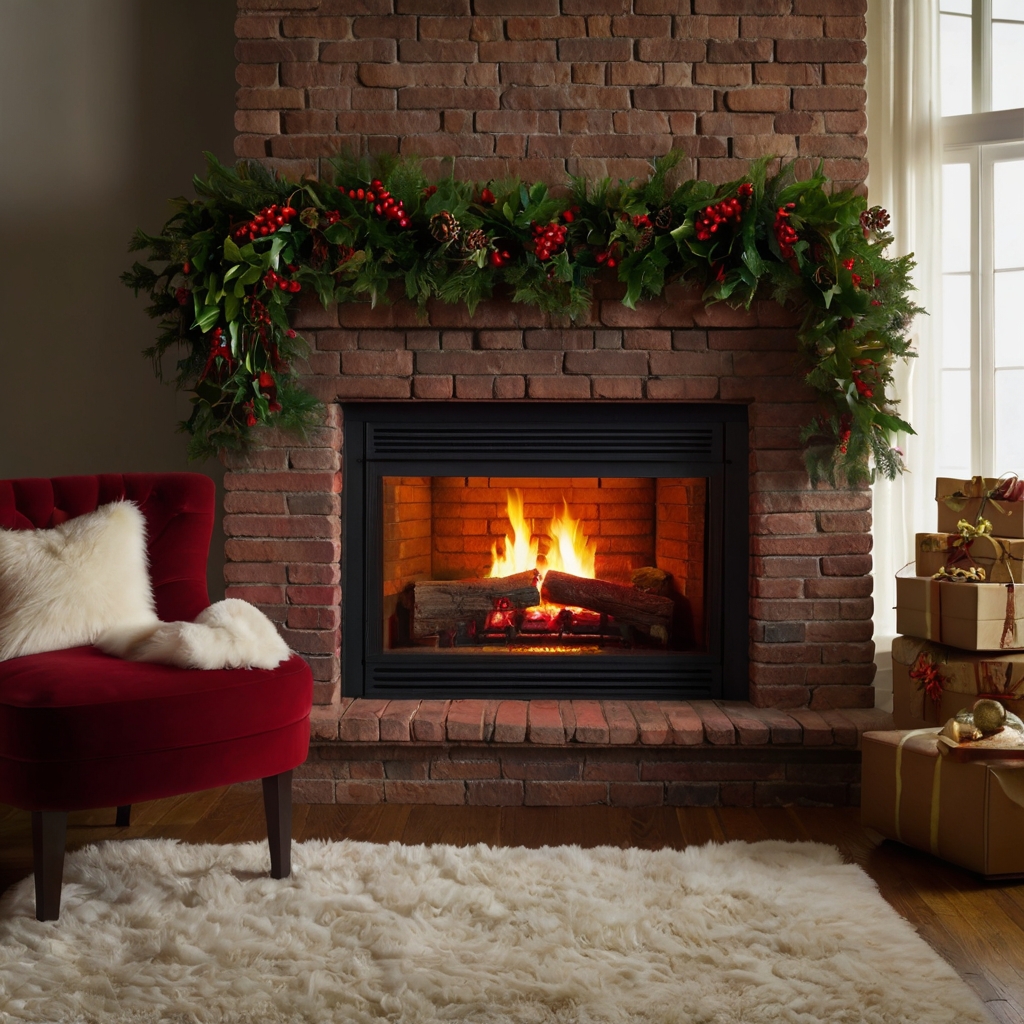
0,473 -> 214,623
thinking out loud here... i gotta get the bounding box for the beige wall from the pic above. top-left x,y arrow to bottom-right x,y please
0,0 -> 237,599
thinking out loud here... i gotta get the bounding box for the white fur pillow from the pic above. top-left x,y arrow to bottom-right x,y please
96,599 -> 290,671
0,501 -> 158,661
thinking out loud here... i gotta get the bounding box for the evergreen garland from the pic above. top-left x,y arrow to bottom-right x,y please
124,151 -> 921,484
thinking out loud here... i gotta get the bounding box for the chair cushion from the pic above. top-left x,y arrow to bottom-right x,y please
0,502 -> 157,661
0,474 -> 214,623
0,647 -> 313,811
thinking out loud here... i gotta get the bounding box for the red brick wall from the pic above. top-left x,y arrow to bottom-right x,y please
227,0 -> 874,717
222,288 -> 875,712
234,0 -> 868,191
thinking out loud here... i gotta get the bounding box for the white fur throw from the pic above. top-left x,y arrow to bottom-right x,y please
0,501 -> 157,661
96,598 -> 291,670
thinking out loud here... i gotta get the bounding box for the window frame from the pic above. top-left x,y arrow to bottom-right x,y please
939,0 -> 1024,476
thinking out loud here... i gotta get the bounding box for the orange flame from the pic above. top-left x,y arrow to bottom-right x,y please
489,489 -> 596,582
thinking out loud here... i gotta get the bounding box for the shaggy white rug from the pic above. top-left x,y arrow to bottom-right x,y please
0,839 -> 989,1024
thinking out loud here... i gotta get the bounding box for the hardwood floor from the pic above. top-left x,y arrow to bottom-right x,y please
2,789 -> 1023,1021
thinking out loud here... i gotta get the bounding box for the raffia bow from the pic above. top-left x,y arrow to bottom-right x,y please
941,474 -> 1023,525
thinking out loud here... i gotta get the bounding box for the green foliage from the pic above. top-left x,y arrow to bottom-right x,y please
126,152 -> 922,484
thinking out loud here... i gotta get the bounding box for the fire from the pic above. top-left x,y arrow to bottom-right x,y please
488,489 -> 596,582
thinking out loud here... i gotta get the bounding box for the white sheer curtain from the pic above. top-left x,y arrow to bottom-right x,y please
866,0 -> 943,706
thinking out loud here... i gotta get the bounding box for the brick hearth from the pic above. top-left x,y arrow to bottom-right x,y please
297,699 -> 891,807
228,0 -> 877,805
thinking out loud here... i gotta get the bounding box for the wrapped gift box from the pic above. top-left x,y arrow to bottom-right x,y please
891,635 -> 1024,729
937,477 -> 1024,538
861,729 -> 1024,877
915,532 -> 1024,584
895,575 -> 1023,650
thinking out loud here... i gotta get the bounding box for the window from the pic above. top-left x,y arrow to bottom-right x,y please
938,0 -> 1024,477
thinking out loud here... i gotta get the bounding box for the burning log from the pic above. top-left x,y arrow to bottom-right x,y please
542,570 -> 674,632
412,569 -> 541,639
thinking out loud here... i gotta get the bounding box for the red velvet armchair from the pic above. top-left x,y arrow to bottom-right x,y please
0,473 -> 313,921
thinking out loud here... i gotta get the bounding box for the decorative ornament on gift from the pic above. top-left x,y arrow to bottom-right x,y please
909,652 -> 945,705
938,697 -> 1024,746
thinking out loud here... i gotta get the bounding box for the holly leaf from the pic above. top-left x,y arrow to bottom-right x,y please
192,304 -> 220,333
223,237 -> 244,263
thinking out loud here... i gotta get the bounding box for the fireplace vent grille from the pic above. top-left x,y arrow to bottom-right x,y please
368,657 -> 715,697
366,425 -> 717,462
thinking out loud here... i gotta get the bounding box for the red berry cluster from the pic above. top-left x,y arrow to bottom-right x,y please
489,248 -> 513,268
263,265 -> 301,295
837,413 -> 852,455
345,179 -> 410,228
233,204 -> 297,243
257,370 -> 282,414
595,243 -> 620,269
633,213 -> 651,229
694,196 -> 744,242
851,359 -> 876,400
774,203 -> 799,258
247,296 -> 272,326
842,258 -> 862,288
531,221 -> 567,261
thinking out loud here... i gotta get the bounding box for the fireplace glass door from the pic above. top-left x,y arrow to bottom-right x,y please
343,403 -> 748,700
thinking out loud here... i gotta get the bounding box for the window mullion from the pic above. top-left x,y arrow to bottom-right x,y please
973,0 -> 992,113
976,146 -> 995,473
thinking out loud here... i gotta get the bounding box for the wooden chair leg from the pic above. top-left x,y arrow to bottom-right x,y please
262,770 -> 293,879
115,805 -> 132,827
31,810 -> 68,922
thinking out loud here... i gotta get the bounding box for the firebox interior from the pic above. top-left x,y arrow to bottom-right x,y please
342,402 -> 748,700
382,476 -> 707,654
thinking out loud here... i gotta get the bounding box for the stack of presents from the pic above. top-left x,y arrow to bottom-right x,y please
862,475 -> 1024,876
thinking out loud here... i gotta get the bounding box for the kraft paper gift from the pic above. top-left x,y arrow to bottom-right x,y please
861,729 -> 1024,877
895,575 -> 1023,651
936,476 -> 1024,538
916,532 -> 1024,584
891,635 -> 1024,730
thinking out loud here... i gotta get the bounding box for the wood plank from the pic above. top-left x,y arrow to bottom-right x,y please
404,805 -> 500,847
674,807 -> 726,847
689,701 -> 736,745
629,805 -> 685,850
716,807 -> 771,842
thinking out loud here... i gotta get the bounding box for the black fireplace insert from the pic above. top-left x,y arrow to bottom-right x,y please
342,402 -> 748,700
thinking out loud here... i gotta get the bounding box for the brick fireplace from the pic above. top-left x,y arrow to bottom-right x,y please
226,0 -> 883,805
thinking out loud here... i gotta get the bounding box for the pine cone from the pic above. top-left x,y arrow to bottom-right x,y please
430,210 -> 461,243
635,226 -> 655,252
462,228 -> 488,252
654,206 -> 673,231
